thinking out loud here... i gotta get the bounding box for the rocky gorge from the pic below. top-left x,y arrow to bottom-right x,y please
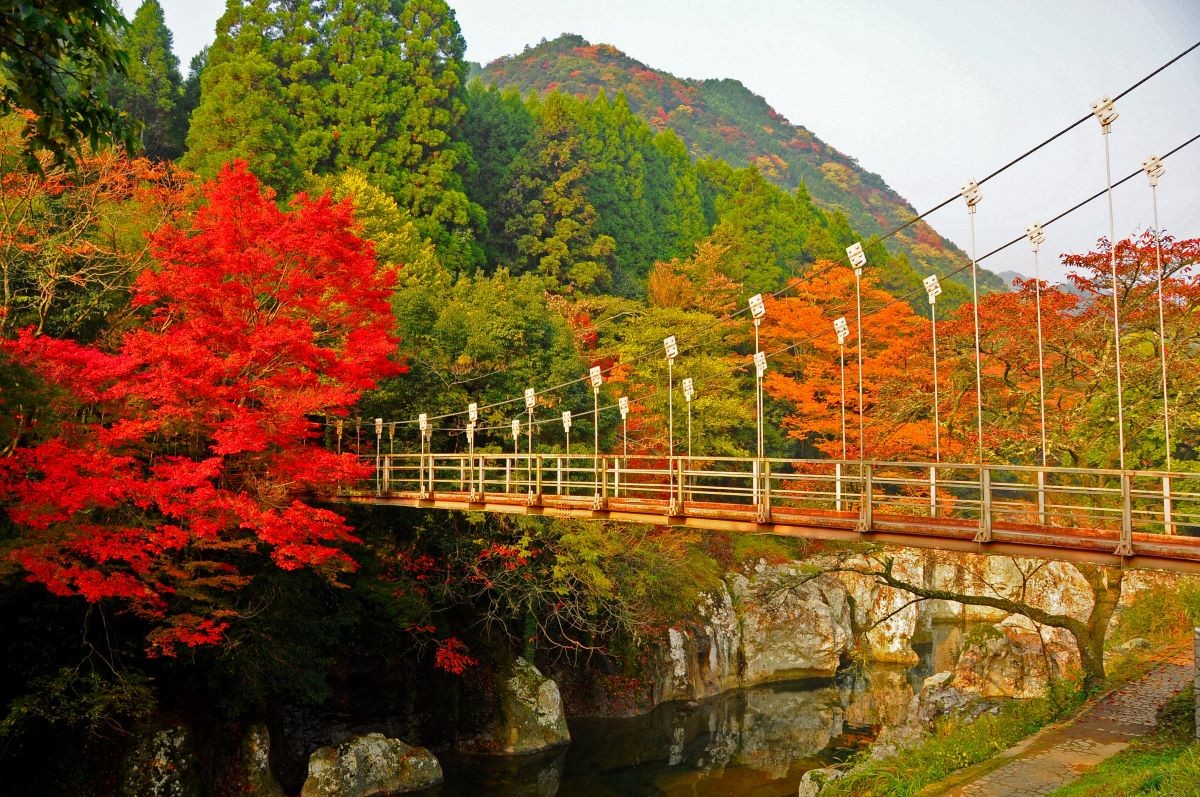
113,549 -> 1165,795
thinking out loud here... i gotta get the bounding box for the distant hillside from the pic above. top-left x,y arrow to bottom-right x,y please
479,35 -> 1004,292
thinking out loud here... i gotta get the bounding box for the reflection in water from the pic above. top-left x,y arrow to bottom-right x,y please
435,622 -> 967,796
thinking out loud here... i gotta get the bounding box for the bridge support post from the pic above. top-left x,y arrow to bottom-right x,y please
1115,473 -> 1134,556
757,460 -> 772,523
556,457 -> 563,496
974,467 -> 993,543
614,459 -> 620,498
528,456 -> 543,506
855,464 -> 872,532
382,455 -> 390,494
593,457 -> 608,510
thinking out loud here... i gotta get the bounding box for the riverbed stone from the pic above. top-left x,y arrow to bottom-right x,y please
299,733 -> 442,797
798,766 -> 844,797
461,658 -> 571,754
224,722 -> 283,797
119,722 -> 199,797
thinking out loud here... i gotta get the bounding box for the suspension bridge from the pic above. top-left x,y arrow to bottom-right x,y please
337,43 -> 1200,575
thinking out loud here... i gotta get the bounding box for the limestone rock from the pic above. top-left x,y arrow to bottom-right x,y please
120,722 -> 199,797
733,565 -> 854,682
836,551 -> 923,663
797,766 -> 844,797
224,722 -> 283,797
300,733 -> 442,797
951,621 -> 1076,699
461,658 -> 571,755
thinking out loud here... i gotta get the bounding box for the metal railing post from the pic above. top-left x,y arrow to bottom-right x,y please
975,466 -> 993,543
595,457 -> 608,510
835,462 -> 843,513
856,463 -> 872,532
614,459 -> 621,498
505,457 -> 511,493
381,455 -> 390,494
929,465 -> 937,518
529,455 -> 543,506
1115,473 -> 1134,556
1037,469 -> 1046,526
556,457 -> 563,495
1164,476 -> 1174,535
752,459 -> 761,506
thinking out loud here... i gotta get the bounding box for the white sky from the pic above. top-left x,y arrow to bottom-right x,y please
134,0 -> 1200,282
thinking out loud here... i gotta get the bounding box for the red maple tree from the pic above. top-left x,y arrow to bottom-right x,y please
1,162 -> 402,655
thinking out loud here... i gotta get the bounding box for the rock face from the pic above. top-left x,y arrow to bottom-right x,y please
119,723 -> 199,797
460,658 -> 571,755
950,619 -> 1078,699
654,564 -> 854,704
300,733 -> 442,797
838,551 -> 924,663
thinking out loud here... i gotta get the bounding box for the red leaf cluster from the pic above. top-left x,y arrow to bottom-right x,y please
1,162 -> 403,655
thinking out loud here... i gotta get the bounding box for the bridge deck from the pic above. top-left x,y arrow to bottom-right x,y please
345,487 -> 1200,574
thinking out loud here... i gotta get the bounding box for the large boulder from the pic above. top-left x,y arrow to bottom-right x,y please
223,722 -> 283,797
300,733 -> 442,797
950,619 -> 1078,699
460,658 -> 571,755
119,722 -> 199,797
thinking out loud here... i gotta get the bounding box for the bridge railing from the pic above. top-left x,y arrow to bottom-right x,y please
357,452 -> 1200,553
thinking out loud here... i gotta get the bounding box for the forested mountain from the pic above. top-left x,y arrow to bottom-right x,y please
478,34 -> 1004,293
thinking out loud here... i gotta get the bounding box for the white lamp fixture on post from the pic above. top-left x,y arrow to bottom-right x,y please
418,412 -> 430,498
1141,155 -> 1171,474
923,274 -> 942,465
846,241 -> 868,530
374,417 -> 383,495
1026,222 -> 1050,525
664,335 -> 678,460
833,316 -> 850,514
682,377 -> 695,459
960,179 -> 984,469
618,396 -> 630,499
590,366 -> 603,493
1092,96 -> 1128,477
1143,153 -> 1174,535
524,388 -> 536,497
664,334 -> 679,512
749,293 -> 766,460
924,274 -> 942,519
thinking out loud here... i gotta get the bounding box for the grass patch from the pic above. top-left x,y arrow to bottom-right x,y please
822,681 -> 1086,797
1049,686 -> 1198,797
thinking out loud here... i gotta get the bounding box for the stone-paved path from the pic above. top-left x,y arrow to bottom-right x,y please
937,647 -> 1193,797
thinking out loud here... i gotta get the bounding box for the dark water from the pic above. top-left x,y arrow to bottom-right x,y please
427,622 -> 967,797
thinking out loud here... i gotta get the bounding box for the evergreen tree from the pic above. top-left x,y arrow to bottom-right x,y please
180,47 -> 208,138
392,0 -> 482,272
107,0 -> 186,160
499,93 -> 613,292
183,0 -> 300,194
462,83 -> 534,265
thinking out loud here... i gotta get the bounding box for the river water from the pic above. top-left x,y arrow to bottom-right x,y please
430,621 -> 965,797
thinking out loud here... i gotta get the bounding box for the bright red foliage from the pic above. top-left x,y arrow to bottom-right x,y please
1,162 -> 402,655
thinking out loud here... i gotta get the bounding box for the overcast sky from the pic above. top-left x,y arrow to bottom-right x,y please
132,0 -> 1200,282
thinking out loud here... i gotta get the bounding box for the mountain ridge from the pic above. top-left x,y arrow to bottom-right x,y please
477,34 -> 1004,292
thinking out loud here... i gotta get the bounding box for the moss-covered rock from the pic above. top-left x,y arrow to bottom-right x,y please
299,733 -> 442,797
459,657 -> 571,755
119,722 -> 199,797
